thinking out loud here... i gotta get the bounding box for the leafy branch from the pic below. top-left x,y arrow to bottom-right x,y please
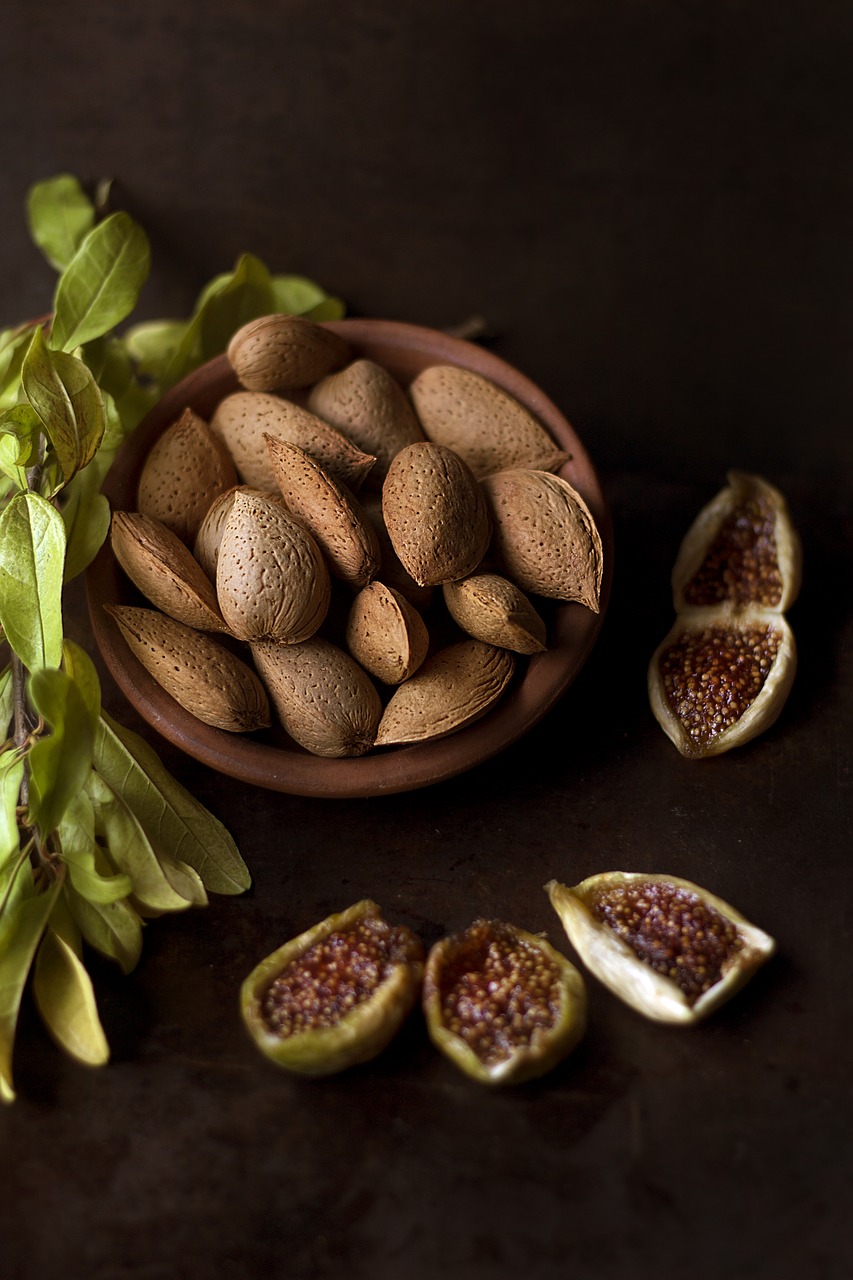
0,174 -> 343,1101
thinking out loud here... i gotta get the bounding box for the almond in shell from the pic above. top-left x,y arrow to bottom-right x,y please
110,511 -> 227,633
381,442 -> 491,587
136,407 -> 238,543
216,491 -> 330,643
442,572 -> 547,655
481,469 -> 603,610
346,581 -> 430,685
192,485 -> 274,583
359,494 -> 434,610
409,364 -> 569,478
226,314 -> 350,392
209,391 -> 375,493
105,605 -> 270,733
265,436 -> 380,589
307,358 -> 425,488
251,636 -> 382,758
375,640 -> 515,747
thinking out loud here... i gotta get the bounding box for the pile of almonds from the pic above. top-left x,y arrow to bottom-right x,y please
107,314 -> 604,758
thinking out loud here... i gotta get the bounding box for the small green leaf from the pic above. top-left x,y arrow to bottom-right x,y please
63,882 -> 142,975
0,748 -> 23,869
271,274 -> 332,315
0,436 -> 28,490
22,326 -> 106,484
33,926 -> 109,1066
60,475 -> 111,581
27,668 -> 95,836
86,769 -> 191,913
197,253 -> 275,360
302,295 -> 346,322
121,319 -> 190,380
0,404 -> 42,468
26,174 -> 95,273
0,670 -> 13,744
50,212 -> 150,353
158,853 -> 208,908
0,870 -> 63,1102
57,791 -> 132,905
0,491 -> 65,671
95,713 -> 250,894
61,639 -> 101,734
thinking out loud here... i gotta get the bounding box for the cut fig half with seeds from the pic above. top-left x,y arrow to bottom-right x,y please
648,609 -> 797,758
546,873 -> 775,1025
650,472 -> 800,757
671,471 -> 802,615
240,900 -> 424,1076
423,919 -> 587,1086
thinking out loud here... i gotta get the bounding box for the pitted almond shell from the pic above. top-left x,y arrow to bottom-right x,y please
136,407 -> 238,543
192,485 -> 279,583
480,469 -> 603,609
251,636 -> 382,758
671,471 -> 803,615
442,572 -> 547,655
226,314 -> 350,392
381,442 -> 491,587
409,364 -> 570,478
209,390 -> 375,493
375,640 -> 515,746
307,358 -> 425,487
546,873 -> 776,1025
104,605 -> 271,733
265,436 -> 380,589
345,581 -> 430,685
216,491 -> 330,643
423,918 -> 587,1086
110,511 -> 227,633
359,494 -> 434,610
647,608 -> 796,759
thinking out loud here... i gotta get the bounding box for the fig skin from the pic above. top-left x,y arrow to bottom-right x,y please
647,609 -> 797,759
546,874 -> 776,1026
422,918 -> 587,1086
240,900 -> 424,1076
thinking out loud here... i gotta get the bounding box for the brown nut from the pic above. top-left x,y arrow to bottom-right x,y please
375,640 -> 515,747
422,918 -> 587,1085
346,581 -> 429,685
546,873 -> 775,1025
136,407 -> 238,543
240,899 -> 424,1076
226,313 -> 351,392
442,572 -> 547,655
110,511 -> 227,633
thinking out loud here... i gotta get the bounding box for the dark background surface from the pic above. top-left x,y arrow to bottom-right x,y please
1,3 -> 851,1278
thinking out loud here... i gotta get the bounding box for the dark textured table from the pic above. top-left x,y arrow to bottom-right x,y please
2,4 -> 851,1278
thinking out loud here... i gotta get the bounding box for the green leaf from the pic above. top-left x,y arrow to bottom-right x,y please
196,253 -> 275,359
121,319 -> 190,380
96,712 -> 250,894
0,871 -> 63,1102
26,174 -> 96,273
22,326 -> 106,484
0,748 -> 23,869
85,769 -> 191,913
27,667 -> 96,835
63,882 -> 142,975
0,404 -> 42,468
0,436 -> 28,490
33,926 -> 109,1065
158,853 -> 208,908
0,670 -> 13,744
61,639 -> 101,732
271,274 -> 332,315
0,491 -> 65,671
302,295 -> 346,322
50,212 -> 150,353
60,475 -> 111,581
0,323 -> 40,409
58,792 -> 132,904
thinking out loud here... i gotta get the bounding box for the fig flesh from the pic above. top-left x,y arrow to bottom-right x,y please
422,918 -> 586,1086
650,472 -> 800,757
547,873 -> 775,1025
240,900 -> 424,1075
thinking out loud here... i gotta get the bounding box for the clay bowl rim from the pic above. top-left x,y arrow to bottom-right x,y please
86,317 -> 613,799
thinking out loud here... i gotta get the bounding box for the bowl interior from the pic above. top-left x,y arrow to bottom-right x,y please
86,318 -> 613,798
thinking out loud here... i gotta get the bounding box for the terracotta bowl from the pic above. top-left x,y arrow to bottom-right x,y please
86,318 -> 613,798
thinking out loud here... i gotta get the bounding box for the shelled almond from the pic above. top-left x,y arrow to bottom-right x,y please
108,316 -> 606,757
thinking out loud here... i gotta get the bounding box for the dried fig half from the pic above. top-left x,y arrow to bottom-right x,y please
648,609 -> 796,758
422,919 -> 587,1086
546,873 -> 775,1025
672,471 -> 802,615
240,900 -> 424,1076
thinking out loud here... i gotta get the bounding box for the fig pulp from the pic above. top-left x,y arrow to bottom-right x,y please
422,919 -> 586,1085
240,900 -> 424,1075
546,874 -> 775,1025
649,472 -> 800,757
